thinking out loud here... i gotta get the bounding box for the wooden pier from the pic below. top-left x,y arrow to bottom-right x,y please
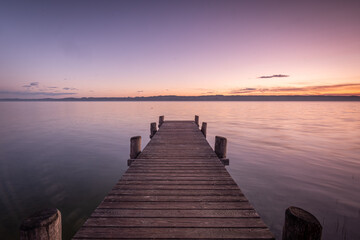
72,117 -> 274,239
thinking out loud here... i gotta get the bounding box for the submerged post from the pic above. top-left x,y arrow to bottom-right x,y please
282,206 -> 322,240
194,115 -> 199,126
130,136 -> 141,159
20,208 -> 61,240
215,136 -> 229,165
201,122 -> 207,137
150,122 -> 157,138
159,115 -> 164,128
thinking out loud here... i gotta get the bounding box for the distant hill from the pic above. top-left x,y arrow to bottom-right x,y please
1,95 -> 359,101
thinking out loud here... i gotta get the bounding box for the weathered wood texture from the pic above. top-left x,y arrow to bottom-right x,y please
20,208 -> 61,240
73,120 -> 274,239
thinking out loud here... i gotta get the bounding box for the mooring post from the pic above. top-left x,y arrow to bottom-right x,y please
201,122 -> 207,137
128,136 -> 141,166
158,115 -> 164,128
282,206 -> 322,240
150,122 -> 157,138
194,115 -> 199,126
215,136 -> 229,165
20,208 -> 61,240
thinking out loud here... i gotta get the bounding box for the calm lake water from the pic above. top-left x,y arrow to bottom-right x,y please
0,101 -> 359,239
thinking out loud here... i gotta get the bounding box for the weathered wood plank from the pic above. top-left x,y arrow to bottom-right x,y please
73,227 -> 274,239
103,195 -> 247,202
108,189 -> 243,196
97,201 -> 252,210
81,217 -> 267,228
113,184 -> 239,190
91,209 -> 260,218
73,120 -> 274,239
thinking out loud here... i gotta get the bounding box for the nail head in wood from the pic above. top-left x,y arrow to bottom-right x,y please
282,206 -> 322,240
158,116 -> 164,128
215,136 -> 227,159
194,115 -> 199,126
20,208 -> 61,240
130,136 -> 141,159
201,122 -> 207,137
150,122 -> 157,138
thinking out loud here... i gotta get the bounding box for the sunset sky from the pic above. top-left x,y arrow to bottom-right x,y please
0,0 -> 359,98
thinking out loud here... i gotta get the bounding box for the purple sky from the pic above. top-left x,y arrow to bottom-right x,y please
1,0 -> 359,98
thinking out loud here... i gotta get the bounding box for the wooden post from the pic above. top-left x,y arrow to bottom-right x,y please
201,122 -> 207,137
158,115 -> 164,128
150,122 -> 157,138
130,136 -> 141,159
194,115 -> 199,126
215,136 -> 227,158
282,206 -> 322,240
20,208 -> 61,240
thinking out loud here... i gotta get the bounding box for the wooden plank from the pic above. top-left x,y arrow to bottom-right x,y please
108,189 -> 243,196
97,201 -> 252,210
113,184 -> 240,190
115,180 -> 237,185
103,195 -> 247,202
81,217 -> 267,228
91,209 -> 260,218
73,227 -> 274,239
73,120 -> 274,239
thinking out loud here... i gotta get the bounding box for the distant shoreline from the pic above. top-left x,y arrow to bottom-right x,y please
0,95 -> 360,102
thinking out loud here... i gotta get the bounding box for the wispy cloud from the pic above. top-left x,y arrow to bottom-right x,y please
63,87 -> 78,91
230,83 -> 360,95
0,90 -> 77,96
259,74 -> 289,79
137,90 -> 144,93
1,82 -> 79,98
22,82 -> 40,89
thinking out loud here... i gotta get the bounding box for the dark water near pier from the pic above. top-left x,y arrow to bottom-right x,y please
0,101 -> 359,239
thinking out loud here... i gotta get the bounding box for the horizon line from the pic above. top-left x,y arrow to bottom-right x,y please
1,95 -> 360,102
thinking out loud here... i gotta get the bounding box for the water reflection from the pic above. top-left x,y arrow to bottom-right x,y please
0,101 -> 359,239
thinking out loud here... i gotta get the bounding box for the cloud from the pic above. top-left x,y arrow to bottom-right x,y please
63,87 -> 78,90
201,91 -> 215,95
259,74 -> 289,79
48,86 -> 58,89
0,90 -> 77,96
22,82 -> 40,89
229,83 -> 360,95
137,90 -> 144,93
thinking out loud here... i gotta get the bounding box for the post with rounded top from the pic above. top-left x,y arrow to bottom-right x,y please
20,208 -> 62,240
150,122 -> 157,138
201,122 -> 207,137
130,136 -> 141,159
194,115 -> 199,126
282,206 -> 322,240
158,115 -> 164,128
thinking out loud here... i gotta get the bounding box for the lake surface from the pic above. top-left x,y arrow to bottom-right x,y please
0,101 -> 359,239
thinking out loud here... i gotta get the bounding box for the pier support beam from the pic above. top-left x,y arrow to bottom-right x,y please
215,136 -> 229,166
130,136 -> 141,159
282,206 -> 322,240
194,115 -> 199,126
128,136 -> 141,166
150,122 -> 157,138
201,122 -> 207,137
20,208 -> 61,240
158,116 -> 164,128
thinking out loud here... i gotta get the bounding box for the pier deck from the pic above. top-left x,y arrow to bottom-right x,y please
73,120 -> 274,239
